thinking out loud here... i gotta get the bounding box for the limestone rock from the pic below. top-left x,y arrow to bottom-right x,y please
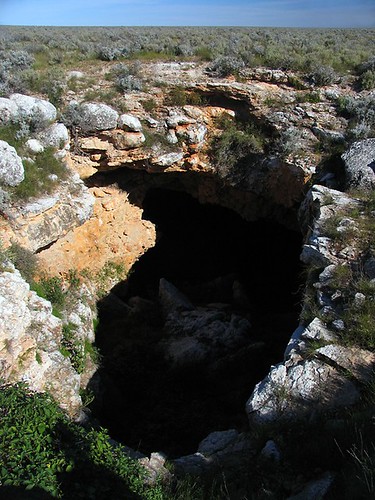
166,113 -> 196,128
0,140 -> 24,186
163,308 -> 250,366
317,344 -> 375,382
159,278 -> 194,315
0,265 -> 82,417
198,429 -> 239,456
175,123 -> 207,145
111,130 -> 145,150
260,440 -> 281,462
118,113 -> 143,132
74,102 -> 119,132
0,97 -> 18,124
37,123 -> 70,150
25,138 -> 44,154
8,174 -> 94,252
342,138 -> 375,190
151,151 -> 184,167
10,93 -> 57,125
288,471 -> 334,500
246,358 -> 360,424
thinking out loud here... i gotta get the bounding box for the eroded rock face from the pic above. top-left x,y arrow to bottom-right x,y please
3,173 -> 94,253
246,185 -> 375,425
0,265 -> 82,417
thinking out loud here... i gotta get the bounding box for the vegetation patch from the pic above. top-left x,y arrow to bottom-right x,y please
0,382 -> 164,499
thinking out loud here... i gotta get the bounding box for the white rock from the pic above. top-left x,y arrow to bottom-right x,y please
166,129 -> 178,144
198,429 -> 238,456
0,140 -> 24,186
118,113 -> 143,132
151,151 -> 184,167
301,317 -> 337,343
10,93 -> 57,124
75,102 -> 119,132
67,70 -> 84,79
37,123 -> 69,149
25,138 -> 44,154
22,197 -> 58,215
0,97 -> 18,124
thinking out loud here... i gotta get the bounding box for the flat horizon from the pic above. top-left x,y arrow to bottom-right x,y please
0,0 -> 374,28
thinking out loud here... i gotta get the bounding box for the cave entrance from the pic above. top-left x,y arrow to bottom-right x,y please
94,188 -> 303,457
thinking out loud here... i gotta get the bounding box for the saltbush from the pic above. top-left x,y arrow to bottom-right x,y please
209,55 -> 245,77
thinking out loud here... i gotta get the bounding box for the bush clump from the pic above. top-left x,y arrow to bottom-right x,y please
0,382 -> 164,498
309,64 -> 337,86
11,147 -> 69,201
208,55 -> 245,77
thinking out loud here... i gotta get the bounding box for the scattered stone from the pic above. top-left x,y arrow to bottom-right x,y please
288,471 -> 334,500
301,317 -> 337,343
0,140 -> 24,186
67,70 -> 84,79
331,319 -> 345,331
166,129 -> 178,144
25,138 -> 44,154
118,113 -> 143,132
145,117 -> 159,127
198,429 -> 239,456
159,278 -> 194,315
166,113 -> 196,128
260,440 -> 281,462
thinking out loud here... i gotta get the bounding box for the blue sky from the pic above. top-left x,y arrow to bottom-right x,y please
0,0 -> 374,27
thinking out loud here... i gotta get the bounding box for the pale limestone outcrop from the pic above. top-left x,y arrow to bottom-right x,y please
4,173 -> 94,252
247,185 -> 375,425
0,265 -> 82,417
0,140 -> 24,186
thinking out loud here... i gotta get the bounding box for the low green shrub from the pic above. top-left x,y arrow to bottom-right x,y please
10,147 -> 69,202
0,382 -> 165,499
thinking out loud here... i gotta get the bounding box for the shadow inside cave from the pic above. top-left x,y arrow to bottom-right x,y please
91,187 -> 303,457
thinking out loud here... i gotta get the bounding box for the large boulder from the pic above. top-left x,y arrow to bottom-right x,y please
342,138 -> 375,190
0,140 -> 24,186
73,102 -> 119,132
10,93 -> 57,125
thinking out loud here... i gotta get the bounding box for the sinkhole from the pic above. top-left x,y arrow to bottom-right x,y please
93,187 -> 303,457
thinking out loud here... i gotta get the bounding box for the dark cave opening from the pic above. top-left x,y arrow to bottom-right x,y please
94,188 -> 303,458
